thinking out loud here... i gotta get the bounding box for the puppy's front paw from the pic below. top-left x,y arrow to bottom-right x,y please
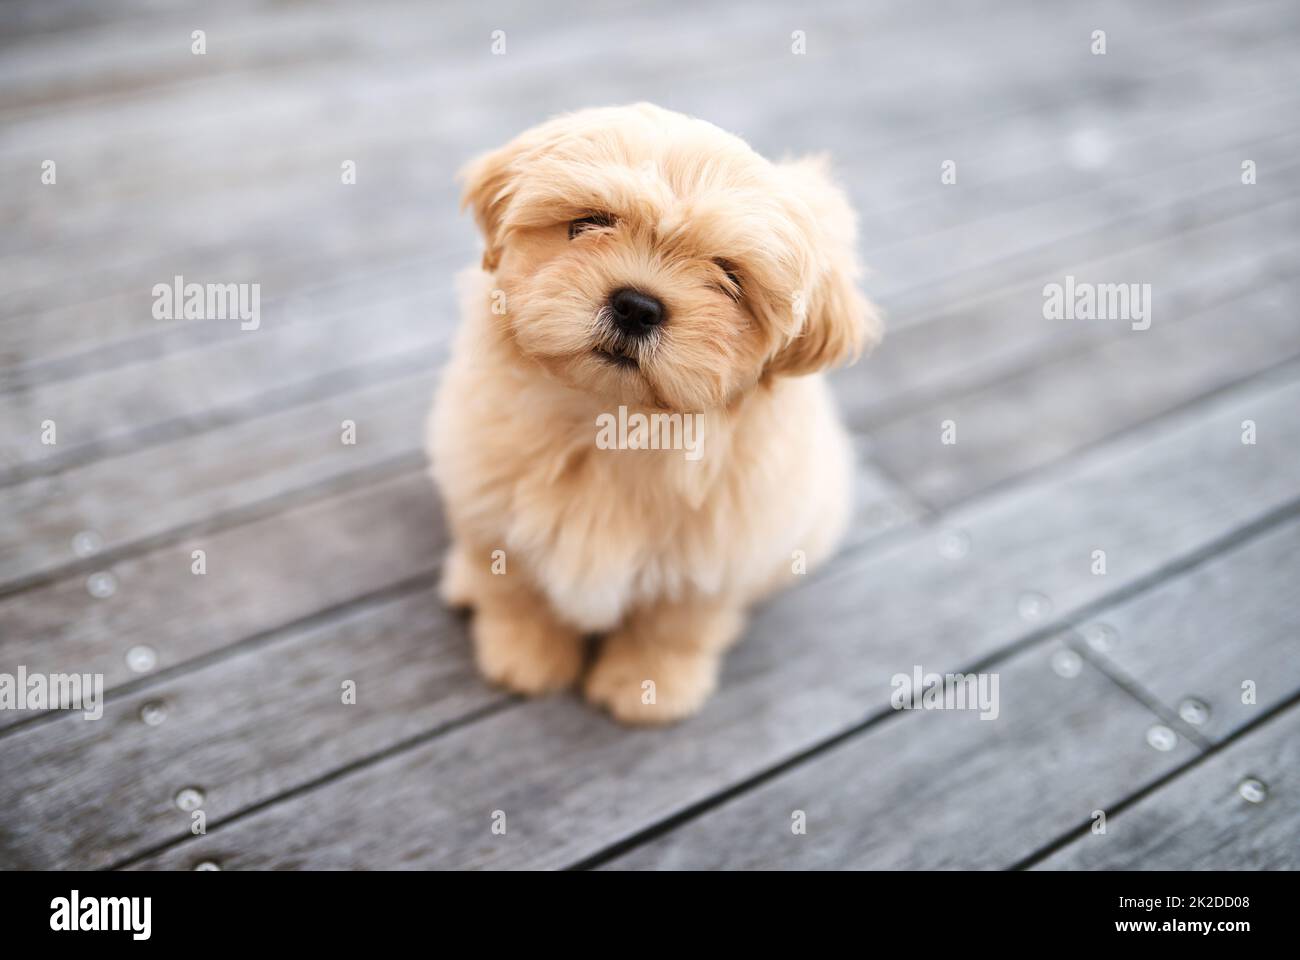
584,637 -> 719,725
473,611 -> 583,696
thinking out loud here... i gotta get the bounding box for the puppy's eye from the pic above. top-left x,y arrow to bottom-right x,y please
569,213 -> 614,239
714,259 -> 743,301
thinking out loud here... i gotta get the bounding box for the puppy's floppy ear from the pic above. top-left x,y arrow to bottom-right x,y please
460,140 -> 524,272
767,156 -> 882,377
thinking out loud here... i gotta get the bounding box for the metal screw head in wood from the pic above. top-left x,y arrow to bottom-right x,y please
126,645 -> 157,673
87,571 -> 117,598
72,530 -> 103,557
1178,698 -> 1210,726
1018,591 -> 1051,622
1051,649 -> 1082,678
140,701 -> 167,726
1238,779 -> 1267,804
1146,725 -> 1177,752
938,529 -> 970,559
1082,623 -> 1117,652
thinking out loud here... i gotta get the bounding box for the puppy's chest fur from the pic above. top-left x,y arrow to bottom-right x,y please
500,422 -> 742,632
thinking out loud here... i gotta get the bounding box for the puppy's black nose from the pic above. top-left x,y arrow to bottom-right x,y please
609,288 -> 665,338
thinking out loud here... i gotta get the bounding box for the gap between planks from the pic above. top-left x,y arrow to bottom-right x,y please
1010,690 -> 1300,871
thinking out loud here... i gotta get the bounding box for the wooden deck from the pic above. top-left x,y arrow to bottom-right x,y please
2,0 -> 1298,870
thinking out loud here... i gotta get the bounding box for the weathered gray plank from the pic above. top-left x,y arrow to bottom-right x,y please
857,91 -> 1300,273
0,0 -> 269,50
1,127 -> 475,334
0,470 -> 442,730
835,195 -> 1300,428
0,251 -> 462,390
1034,703 -> 1300,870
868,273 -> 1300,509
126,367 -> 1300,870
0,585 -> 500,870
0,289 -> 449,482
869,138 -> 1300,326
0,0 -> 823,117
602,639 -> 1198,870
0,372 -> 433,592
1072,515 -> 1300,744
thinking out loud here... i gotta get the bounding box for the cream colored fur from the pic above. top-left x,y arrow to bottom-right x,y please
428,103 -> 879,723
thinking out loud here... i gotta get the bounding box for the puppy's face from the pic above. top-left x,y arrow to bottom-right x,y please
462,104 -> 878,412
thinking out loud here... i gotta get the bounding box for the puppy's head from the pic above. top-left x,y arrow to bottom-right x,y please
462,103 -> 880,411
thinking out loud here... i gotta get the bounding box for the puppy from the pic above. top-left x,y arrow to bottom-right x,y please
428,103 -> 879,724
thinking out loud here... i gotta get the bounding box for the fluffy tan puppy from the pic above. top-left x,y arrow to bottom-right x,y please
428,103 -> 879,724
